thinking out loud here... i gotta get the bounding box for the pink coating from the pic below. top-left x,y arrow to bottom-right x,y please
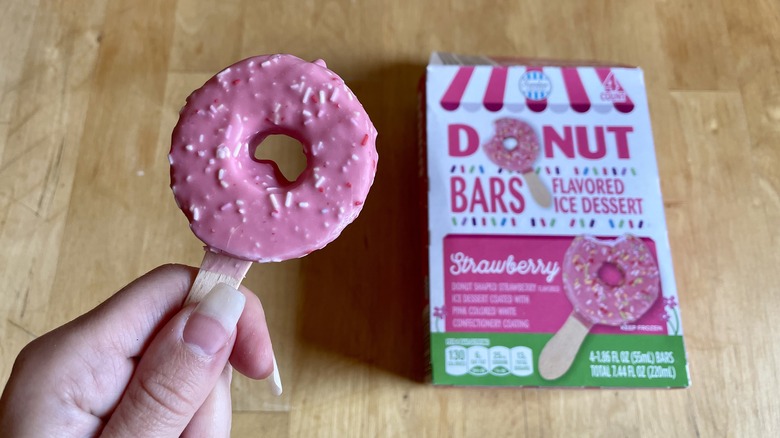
170,54 -> 378,262
482,118 -> 539,173
562,235 -> 660,326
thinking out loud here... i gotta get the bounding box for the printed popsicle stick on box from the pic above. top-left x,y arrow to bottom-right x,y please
421,52 -> 689,388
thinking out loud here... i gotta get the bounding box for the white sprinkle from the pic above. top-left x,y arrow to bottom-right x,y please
255,242 -> 261,248
269,194 -> 280,210
249,61 -> 254,67
238,209 -> 245,214
324,222 -> 330,228
298,202 -> 309,208
217,146 -> 229,159
220,181 -> 229,188
315,176 -> 326,188
210,104 -> 217,113
185,144 -> 194,151
136,170 -> 145,176
242,217 -> 247,223
302,109 -> 312,117
273,104 -> 281,124
168,154 -> 174,165
285,192 -> 293,207
304,119 -> 313,125
226,125 -> 232,137
217,104 -> 226,112
339,207 -> 345,214
290,82 -> 300,90
317,109 -> 325,118
330,88 -> 339,102
350,117 -> 359,126
186,175 -> 192,182
233,143 -> 242,157
220,203 -> 232,211
218,128 -> 225,133
192,207 -> 201,221
243,116 -> 248,121
351,154 -> 359,161
319,90 -> 326,103
208,159 -> 216,165
217,68 -> 231,79
218,169 -> 226,180
341,166 -> 347,172
321,208 -> 328,214
302,87 -> 312,103
236,199 -> 245,206
199,134 -> 204,143
261,60 -> 272,67
197,109 -> 206,116
197,150 -> 206,157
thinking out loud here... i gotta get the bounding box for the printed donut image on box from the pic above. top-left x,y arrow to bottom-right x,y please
482,118 -> 551,208
421,52 -> 689,388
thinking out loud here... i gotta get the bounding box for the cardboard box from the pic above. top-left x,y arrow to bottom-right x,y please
422,52 -> 689,387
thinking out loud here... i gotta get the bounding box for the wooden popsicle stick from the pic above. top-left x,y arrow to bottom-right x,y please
538,313 -> 593,380
185,250 -> 283,395
523,171 -> 552,208
185,251 -> 252,305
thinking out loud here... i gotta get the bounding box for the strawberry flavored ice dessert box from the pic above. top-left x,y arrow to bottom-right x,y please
421,52 -> 689,388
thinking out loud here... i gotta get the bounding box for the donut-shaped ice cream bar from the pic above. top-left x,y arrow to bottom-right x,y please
539,234 -> 660,380
563,235 -> 660,326
482,118 -> 551,208
170,54 -> 378,262
483,118 -> 539,173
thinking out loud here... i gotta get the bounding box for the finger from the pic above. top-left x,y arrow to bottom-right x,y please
102,283 -> 245,437
78,264 -> 197,358
230,286 -> 275,379
182,365 -> 233,438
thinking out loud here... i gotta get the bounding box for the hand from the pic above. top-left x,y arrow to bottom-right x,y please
0,264 -> 280,437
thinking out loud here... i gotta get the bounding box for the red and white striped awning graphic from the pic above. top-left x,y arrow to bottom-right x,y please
439,65 -> 635,114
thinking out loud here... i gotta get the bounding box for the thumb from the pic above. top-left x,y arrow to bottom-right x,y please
102,283 -> 245,437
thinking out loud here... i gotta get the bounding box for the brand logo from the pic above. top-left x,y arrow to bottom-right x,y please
519,71 -> 552,101
600,72 -> 627,103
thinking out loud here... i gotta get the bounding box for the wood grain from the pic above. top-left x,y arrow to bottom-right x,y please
1,0 -> 779,436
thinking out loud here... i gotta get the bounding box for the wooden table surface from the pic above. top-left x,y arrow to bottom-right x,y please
1,0 -> 779,436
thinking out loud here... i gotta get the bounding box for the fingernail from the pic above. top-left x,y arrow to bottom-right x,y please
183,283 -> 246,355
268,354 -> 283,396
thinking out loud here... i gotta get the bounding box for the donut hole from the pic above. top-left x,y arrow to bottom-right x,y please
597,262 -> 625,288
502,137 -> 519,151
251,134 -> 308,183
